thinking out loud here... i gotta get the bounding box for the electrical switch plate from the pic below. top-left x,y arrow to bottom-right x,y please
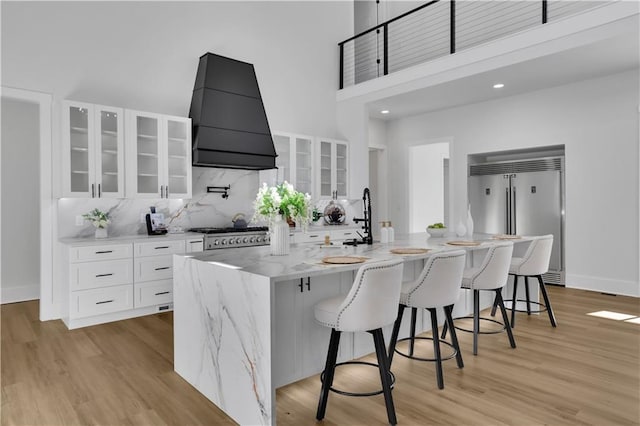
75,215 -> 84,226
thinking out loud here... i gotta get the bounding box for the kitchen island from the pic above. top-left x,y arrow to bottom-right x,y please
173,233 -> 531,425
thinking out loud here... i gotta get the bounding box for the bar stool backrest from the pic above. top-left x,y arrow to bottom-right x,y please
403,250 -> 466,308
468,242 -> 514,290
513,235 -> 554,276
336,259 -> 404,332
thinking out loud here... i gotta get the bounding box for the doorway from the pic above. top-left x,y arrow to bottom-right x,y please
408,141 -> 450,233
1,87 -> 53,320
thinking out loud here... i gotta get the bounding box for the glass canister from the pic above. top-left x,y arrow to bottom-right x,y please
323,193 -> 346,225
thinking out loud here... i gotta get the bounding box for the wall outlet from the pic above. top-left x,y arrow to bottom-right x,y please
75,215 -> 84,226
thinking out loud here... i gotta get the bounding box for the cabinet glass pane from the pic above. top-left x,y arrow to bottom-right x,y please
166,119 -> 188,195
336,144 -> 347,197
296,137 -> 313,195
69,106 -> 89,192
100,111 -> 119,193
136,116 -> 159,194
320,141 -> 332,196
273,135 -> 290,184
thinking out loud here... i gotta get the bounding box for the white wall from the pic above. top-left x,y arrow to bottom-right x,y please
408,142 -> 449,233
386,69 -> 639,296
1,98 -> 40,302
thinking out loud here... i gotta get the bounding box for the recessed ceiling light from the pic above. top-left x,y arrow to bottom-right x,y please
493,83 -> 505,89
380,110 -> 390,114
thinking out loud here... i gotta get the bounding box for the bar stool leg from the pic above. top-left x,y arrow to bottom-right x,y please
525,276 -> 532,315
388,304 -> 405,367
444,304 -> 464,369
537,275 -> 557,327
495,289 -> 516,349
372,328 -> 397,425
441,316 -> 448,339
409,307 -> 417,357
511,275 -> 519,327
473,290 -> 480,356
316,329 -> 341,421
428,308 -> 444,389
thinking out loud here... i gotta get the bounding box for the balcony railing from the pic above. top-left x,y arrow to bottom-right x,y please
338,0 -> 607,89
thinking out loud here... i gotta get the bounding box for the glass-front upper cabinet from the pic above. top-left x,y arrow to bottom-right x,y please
61,101 -> 124,198
295,136 -> 313,196
317,138 -> 348,199
126,110 -> 191,199
259,132 -> 315,197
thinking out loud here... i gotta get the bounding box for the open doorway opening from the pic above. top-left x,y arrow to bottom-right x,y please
408,141 -> 450,233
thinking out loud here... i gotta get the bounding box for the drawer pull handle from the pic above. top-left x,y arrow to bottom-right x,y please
155,291 -> 170,296
309,235 -> 319,238
95,250 -> 113,254
189,241 -> 201,244
95,273 -> 113,278
154,246 -> 170,250
155,266 -> 170,271
96,299 -> 114,305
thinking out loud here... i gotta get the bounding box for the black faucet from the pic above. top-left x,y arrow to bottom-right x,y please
352,188 -> 373,245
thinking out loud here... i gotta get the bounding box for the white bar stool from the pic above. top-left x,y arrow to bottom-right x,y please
314,259 -> 404,425
491,234 -> 557,327
443,242 -> 515,355
387,250 -> 466,389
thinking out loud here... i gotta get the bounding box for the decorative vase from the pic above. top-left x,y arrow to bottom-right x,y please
455,221 -> 467,237
95,227 -> 108,239
466,204 -> 474,238
270,215 -> 290,256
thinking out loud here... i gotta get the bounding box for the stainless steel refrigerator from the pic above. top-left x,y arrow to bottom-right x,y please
469,157 -> 565,285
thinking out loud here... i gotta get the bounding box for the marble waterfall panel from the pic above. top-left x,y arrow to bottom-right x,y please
173,254 -> 273,426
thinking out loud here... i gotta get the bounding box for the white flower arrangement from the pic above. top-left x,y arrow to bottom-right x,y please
83,208 -> 111,229
253,181 -> 311,226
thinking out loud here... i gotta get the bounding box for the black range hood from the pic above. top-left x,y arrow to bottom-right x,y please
189,53 -> 276,170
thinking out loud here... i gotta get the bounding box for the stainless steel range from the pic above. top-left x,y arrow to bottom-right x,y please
189,227 -> 270,250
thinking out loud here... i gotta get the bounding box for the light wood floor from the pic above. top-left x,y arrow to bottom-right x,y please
2,286 -> 639,425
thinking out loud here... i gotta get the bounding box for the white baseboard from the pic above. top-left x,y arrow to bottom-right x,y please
1,284 -> 40,304
566,274 -> 639,297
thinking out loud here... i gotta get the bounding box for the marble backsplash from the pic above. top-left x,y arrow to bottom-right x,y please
58,167 -> 362,238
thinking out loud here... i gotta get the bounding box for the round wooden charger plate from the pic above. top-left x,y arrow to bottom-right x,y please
446,240 -> 481,246
390,248 -> 430,255
322,256 -> 368,264
492,234 -> 522,240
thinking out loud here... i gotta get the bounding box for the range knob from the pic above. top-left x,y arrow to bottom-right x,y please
249,237 -> 256,243
221,239 -> 227,245
213,239 -> 220,246
242,237 -> 249,243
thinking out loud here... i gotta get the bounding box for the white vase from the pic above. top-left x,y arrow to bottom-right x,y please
466,204 -> 474,238
455,221 -> 467,237
95,227 -> 108,239
270,215 -> 290,256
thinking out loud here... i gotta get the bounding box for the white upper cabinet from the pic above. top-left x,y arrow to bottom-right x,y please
317,138 -> 348,199
125,110 -> 192,199
259,132 -> 315,197
62,101 -> 125,198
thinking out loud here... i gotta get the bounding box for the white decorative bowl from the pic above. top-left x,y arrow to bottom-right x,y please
426,227 -> 447,237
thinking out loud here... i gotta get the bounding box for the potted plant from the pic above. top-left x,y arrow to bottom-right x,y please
83,208 -> 111,239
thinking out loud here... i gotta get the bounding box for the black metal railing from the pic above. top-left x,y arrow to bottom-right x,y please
338,0 -> 605,89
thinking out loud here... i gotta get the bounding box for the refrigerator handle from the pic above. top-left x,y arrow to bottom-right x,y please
512,186 -> 517,235
505,187 -> 510,234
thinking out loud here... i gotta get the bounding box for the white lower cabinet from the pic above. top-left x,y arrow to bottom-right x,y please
62,235 -> 200,329
293,228 -> 358,244
273,271 -> 354,388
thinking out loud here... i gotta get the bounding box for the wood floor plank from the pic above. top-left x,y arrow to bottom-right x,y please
1,286 -> 639,425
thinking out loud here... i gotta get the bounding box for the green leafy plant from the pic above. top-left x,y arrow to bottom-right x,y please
83,208 -> 110,229
428,222 -> 446,229
253,181 -> 311,226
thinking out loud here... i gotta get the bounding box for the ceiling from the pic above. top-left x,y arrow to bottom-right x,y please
367,30 -> 639,120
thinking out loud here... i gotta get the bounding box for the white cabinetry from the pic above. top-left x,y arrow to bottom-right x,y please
61,235 -> 201,329
62,101 -> 125,198
259,132 -> 314,196
273,272 -> 353,388
125,110 -> 192,199
293,228 -> 358,244
317,138 -> 348,199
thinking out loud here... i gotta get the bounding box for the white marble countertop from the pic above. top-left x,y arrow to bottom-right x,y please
59,232 -> 204,247
184,232 -> 516,283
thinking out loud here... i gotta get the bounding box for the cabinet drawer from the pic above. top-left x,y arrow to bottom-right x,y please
134,280 -> 173,308
69,244 -> 132,262
331,230 -> 357,240
71,284 -> 133,318
135,255 -> 173,282
135,240 -> 185,257
70,259 -> 133,291
185,238 -> 204,253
